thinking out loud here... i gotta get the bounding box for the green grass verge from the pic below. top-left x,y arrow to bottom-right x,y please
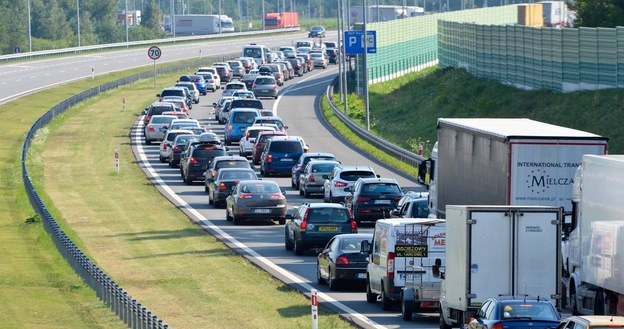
22,71 -> 355,328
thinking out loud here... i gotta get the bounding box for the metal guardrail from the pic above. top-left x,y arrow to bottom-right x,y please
325,75 -> 425,176
1,28 -> 299,62
21,52 -> 237,328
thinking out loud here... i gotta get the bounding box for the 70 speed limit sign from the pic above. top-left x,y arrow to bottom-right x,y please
148,46 -> 161,60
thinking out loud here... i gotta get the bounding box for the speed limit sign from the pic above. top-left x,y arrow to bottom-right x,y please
147,46 -> 161,60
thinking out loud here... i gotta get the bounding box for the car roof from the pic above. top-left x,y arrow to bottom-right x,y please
337,165 -> 374,171
212,155 -> 248,162
358,177 -> 398,184
269,136 -> 301,142
302,152 -> 334,158
307,160 -> 340,166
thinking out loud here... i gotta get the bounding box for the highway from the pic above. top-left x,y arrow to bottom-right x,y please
4,32 -> 435,328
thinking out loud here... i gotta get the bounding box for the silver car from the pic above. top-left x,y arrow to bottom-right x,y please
144,115 -> 177,145
252,76 -> 279,99
309,52 -> 328,69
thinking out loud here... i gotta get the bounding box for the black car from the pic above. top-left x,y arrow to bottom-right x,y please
179,141 -> 227,185
466,296 -> 560,329
215,66 -> 233,83
316,233 -> 373,291
326,48 -> 339,64
284,203 -> 358,255
344,178 -> 404,223
168,133 -> 195,167
290,152 -> 337,189
308,26 -> 326,38
206,168 -> 257,208
286,57 -> 304,77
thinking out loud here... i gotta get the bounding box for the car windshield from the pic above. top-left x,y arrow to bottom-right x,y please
270,141 -> 303,153
232,112 -> 257,124
362,183 -> 401,194
243,48 -> 262,58
341,170 -> 376,181
240,183 -> 280,193
307,207 -> 349,223
500,303 -> 557,320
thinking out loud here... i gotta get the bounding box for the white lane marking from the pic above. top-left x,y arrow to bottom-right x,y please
273,68 -> 337,115
132,116 -> 385,329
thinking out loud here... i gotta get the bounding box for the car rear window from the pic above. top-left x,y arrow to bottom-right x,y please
150,106 -> 173,115
216,160 -> 249,170
161,89 -> 184,97
307,207 -> 349,223
174,135 -> 193,145
192,148 -> 226,159
227,84 -> 245,90
151,116 -> 175,124
340,170 -> 376,181
231,99 -> 263,110
220,171 -> 256,180
269,141 -> 303,153
240,183 -> 280,193
340,238 -> 367,251
166,132 -> 191,142
362,183 -> 401,194
303,156 -> 334,166
311,163 -> 338,173
248,129 -> 271,138
232,112 -> 257,124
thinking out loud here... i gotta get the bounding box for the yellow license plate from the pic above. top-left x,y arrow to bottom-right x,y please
318,226 -> 338,232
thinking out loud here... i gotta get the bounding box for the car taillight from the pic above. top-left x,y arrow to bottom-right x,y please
297,166 -> 305,172
173,145 -> 180,152
387,252 -> 395,279
394,196 -> 402,202
336,255 -> 349,265
246,130 -> 251,138
252,83 -> 256,89
334,181 -> 348,187
189,157 -> 198,165
162,142 -> 169,150
350,219 -> 358,232
218,183 -> 227,191
239,193 -> 253,199
308,174 -> 315,182
356,196 -> 371,202
269,193 -> 284,200
267,154 -> 273,163
491,322 -> 503,329
300,208 -> 310,230
148,125 -> 156,132
227,124 -> 233,132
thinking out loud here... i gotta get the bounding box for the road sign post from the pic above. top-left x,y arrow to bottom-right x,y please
343,30 -> 377,55
114,149 -> 120,174
311,289 -> 318,329
147,46 -> 161,86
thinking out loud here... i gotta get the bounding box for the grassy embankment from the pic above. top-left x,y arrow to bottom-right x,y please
323,67 -> 624,173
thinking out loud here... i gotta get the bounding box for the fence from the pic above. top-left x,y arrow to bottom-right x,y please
21,52 -> 238,328
438,21 -> 624,92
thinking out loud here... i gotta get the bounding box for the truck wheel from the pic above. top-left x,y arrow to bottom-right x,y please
594,290 -> 605,315
402,300 -> 415,321
381,286 -> 393,311
366,281 -> 378,303
570,284 -> 580,315
440,314 -> 452,329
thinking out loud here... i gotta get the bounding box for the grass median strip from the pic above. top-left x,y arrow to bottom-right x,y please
26,72 -> 355,328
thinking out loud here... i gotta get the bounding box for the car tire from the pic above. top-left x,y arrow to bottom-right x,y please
402,300 -> 415,321
225,208 -> 232,221
274,95 -> 278,99
328,271 -> 339,291
278,217 -> 285,225
145,139 -> 151,145
233,214 -> 243,225
293,238 -> 304,255
284,231 -> 294,251
381,286 -> 393,311
303,188 -> 310,198
299,188 -> 303,196
206,185 -> 210,194
366,280 -> 377,303
316,265 -> 326,285
159,155 -> 166,163
291,177 -> 296,188
184,176 -> 193,185
168,160 -> 175,168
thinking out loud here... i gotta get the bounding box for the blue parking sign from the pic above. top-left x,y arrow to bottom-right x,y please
343,31 -> 377,55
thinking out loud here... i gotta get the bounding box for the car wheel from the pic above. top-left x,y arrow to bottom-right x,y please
366,280 -> 377,303
381,286 -> 393,311
145,139 -> 151,145
303,188 -> 310,198
233,214 -> 243,225
225,208 -> 232,221
328,271 -> 339,291
316,264 -> 326,285
159,155 -> 166,163
291,177 -> 296,188
205,185 -> 210,194
295,180 -> 300,190
402,300 -> 415,321
284,230 -> 294,250
184,176 -> 193,185
274,95 -> 278,99
299,188 -> 304,196
278,217 -> 285,225
293,238 -> 304,255
168,159 -> 175,168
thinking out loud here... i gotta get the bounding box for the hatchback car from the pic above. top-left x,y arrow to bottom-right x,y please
239,125 -> 277,157
238,57 -> 258,73
224,108 -> 260,145
227,60 -> 245,78
326,48 -> 339,64
252,76 -> 279,99
260,136 -> 307,177
258,64 -> 284,86
344,177 -> 404,223
144,115 -> 177,145
317,233 -> 373,291
291,152 -> 337,190
206,168 -> 257,208
225,180 -> 287,225
179,141 -> 227,184
168,133 -> 196,167
214,65 -> 233,83
308,25 -> 326,38
310,52 -> 328,69
158,87 -> 192,109
299,160 -> 341,198
323,166 -> 378,203
159,129 -> 193,163
467,297 -> 561,329
143,102 -> 177,125
222,82 -> 248,97
175,82 -> 200,104
253,116 -> 287,132
189,74 -> 208,95
284,203 -> 358,255
241,72 -> 260,90
251,130 -> 288,165
204,155 -> 251,183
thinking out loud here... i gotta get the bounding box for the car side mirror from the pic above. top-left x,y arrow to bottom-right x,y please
142,109 -> 147,115
376,174 -> 381,178
285,213 -> 293,220
390,209 -> 399,216
360,240 -> 371,255
281,188 -> 286,195
212,103 -> 217,107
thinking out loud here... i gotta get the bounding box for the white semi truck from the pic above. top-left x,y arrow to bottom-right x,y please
565,154 -> 624,316
173,14 -> 234,35
439,205 -> 563,328
418,118 -> 608,218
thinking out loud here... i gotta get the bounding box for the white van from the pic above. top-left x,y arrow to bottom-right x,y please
362,218 -> 446,318
242,44 -> 272,65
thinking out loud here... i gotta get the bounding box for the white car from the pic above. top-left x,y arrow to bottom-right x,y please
323,165 -> 378,203
175,82 -> 200,104
196,67 -> 221,86
222,82 -> 248,97
159,129 -> 194,162
239,125 -> 277,157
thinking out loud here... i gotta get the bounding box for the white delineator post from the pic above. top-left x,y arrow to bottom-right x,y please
311,289 -> 318,329
114,149 -> 120,174
122,97 -> 126,112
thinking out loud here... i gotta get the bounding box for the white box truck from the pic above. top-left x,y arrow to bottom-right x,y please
419,118 -> 608,218
174,14 -> 233,35
439,205 -> 562,328
361,218 -> 446,320
565,155 -> 624,316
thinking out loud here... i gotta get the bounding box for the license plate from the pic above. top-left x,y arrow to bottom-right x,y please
356,273 -> 367,279
375,199 -> 391,204
399,273 -> 422,281
318,226 -> 338,232
280,158 -> 293,162
253,208 -> 271,214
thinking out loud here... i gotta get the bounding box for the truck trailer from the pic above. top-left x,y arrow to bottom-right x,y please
565,155 -> 624,316
420,118 -> 608,218
439,205 -> 562,328
174,14 -> 233,35
264,12 -> 299,29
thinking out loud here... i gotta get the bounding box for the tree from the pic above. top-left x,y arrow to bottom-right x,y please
573,0 -> 624,27
141,0 -> 164,37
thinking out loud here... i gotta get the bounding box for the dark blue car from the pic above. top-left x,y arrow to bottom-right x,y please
466,296 -> 560,329
260,136 -> 306,177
